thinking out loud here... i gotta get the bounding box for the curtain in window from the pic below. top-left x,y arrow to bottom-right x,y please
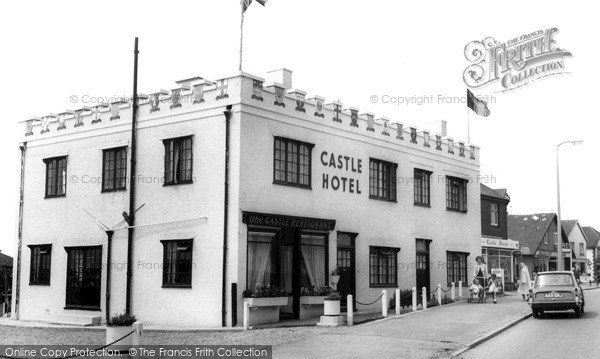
173,141 -> 181,183
247,235 -> 272,289
300,236 -> 326,289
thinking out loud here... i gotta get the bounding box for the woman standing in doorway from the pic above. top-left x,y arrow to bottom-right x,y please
517,262 -> 532,301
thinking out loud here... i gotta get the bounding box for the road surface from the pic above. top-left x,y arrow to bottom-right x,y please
460,289 -> 600,358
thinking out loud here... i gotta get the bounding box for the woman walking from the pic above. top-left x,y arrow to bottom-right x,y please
473,256 -> 488,299
517,263 -> 532,301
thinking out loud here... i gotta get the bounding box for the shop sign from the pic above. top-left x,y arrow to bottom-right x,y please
242,211 -> 336,231
481,238 -> 519,250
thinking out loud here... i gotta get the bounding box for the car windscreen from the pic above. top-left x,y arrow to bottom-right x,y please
535,274 -> 574,287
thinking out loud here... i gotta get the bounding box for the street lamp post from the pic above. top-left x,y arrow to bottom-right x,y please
556,140 -> 584,271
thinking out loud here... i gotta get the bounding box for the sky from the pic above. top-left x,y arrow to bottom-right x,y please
0,0 -> 598,256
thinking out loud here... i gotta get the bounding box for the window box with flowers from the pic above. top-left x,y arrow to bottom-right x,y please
243,286 -> 288,325
299,286 -> 331,319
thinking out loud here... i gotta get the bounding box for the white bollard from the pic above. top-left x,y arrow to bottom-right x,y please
451,282 -> 455,301
382,290 -> 388,317
422,287 -> 427,309
437,284 -> 442,305
243,302 -> 250,330
347,295 -> 354,326
412,287 -> 417,311
395,289 -> 401,315
459,280 -> 463,299
132,322 -> 143,356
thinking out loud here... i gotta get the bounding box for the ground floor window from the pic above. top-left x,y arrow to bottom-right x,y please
446,251 -> 468,286
482,248 -> 513,284
246,230 -> 328,293
161,239 -> 193,288
65,246 -> 102,310
28,244 -> 52,285
369,246 -> 399,287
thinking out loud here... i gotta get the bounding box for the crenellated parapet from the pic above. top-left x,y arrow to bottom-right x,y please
19,68 -> 479,162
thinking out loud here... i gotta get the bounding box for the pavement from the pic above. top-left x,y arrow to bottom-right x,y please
273,292 -> 532,359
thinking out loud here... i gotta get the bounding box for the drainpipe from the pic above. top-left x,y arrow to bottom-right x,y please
14,142 -> 27,320
125,37 -> 139,315
222,105 -> 232,327
105,230 -> 114,323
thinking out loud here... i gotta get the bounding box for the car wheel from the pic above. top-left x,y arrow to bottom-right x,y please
532,309 -> 539,318
575,306 -> 582,318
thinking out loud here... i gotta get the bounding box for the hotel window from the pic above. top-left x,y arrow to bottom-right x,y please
273,137 -> 313,188
28,244 -> 52,285
65,246 -> 102,309
490,203 -> 499,226
163,136 -> 193,185
44,156 -> 67,198
414,169 -> 431,206
369,159 -> 397,201
161,239 -> 193,288
102,147 -> 127,192
446,176 -> 468,212
447,251 -> 468,286
246,231 -> 327,294
369,246 -> 399,287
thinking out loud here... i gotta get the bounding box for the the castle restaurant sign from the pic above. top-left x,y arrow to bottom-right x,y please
242,211 -> 336,231
481,238 -> 519,250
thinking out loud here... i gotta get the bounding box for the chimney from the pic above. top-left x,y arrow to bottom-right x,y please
267,68 -> 293,90
440,120 -> 447,137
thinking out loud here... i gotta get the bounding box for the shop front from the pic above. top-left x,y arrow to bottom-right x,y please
242,211 -> 336,320
481,238 -> 518,290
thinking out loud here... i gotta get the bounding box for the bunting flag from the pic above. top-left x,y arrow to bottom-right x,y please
241,0 -> 267,13
467,89 -> 490,117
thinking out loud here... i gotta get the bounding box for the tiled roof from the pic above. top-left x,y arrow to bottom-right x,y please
583,227 -> 600,249
0,252 -> 12,267
508,213 -> 555,250
480,184 -> 510,202
561,220 -> 578,236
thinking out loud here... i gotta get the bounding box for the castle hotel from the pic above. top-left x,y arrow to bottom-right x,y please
13,68 -> 482,327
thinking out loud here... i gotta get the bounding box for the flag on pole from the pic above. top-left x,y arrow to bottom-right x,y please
242,0 -> 267,13
467,89 -> 490,117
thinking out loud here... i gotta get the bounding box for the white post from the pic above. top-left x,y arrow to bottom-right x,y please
132,322 -> 143,354
243,302 -> 250,330
437,284 -> 442,305
395,289 -> 401,315
347,295 -> 354,326
422,287 -> 427,309
451,282 -> 455,301
459,280 -> 463,299
382,290 -> 388,317
412,287 -> 417,311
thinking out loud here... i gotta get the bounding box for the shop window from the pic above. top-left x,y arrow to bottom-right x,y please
369,246 -> 399,287
273,137 -> 313,188
446,251 -> 468,286
102,147 -> 127,192
44,156 -> 67,198
446,176 -> 468,212
369,159 -> 397,201
246,231 -> 327,293
490,203 -> 499,226
414,169 -> 431,206
161,239 -> 193,288
163,136 -> 193,185
28,244 -> 52,285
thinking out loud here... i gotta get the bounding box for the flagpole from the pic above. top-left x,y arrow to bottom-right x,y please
467,106 -> 471,143
239,3 -> 244,72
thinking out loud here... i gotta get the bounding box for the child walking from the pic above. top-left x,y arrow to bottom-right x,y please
488,273 -> 500,303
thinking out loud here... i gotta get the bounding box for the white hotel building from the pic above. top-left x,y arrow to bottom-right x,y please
13,68 -> 482,327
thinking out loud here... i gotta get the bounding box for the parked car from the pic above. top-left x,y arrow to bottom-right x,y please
530,271 -> 584,318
